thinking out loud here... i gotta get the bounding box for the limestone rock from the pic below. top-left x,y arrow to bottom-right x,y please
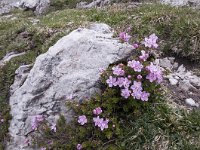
76,0 -> 111,8
8,23 -> 133,149
160,0 -> 200,8
18,0 -> 50,15
185,98 -> 199,107
169,78 -> 178,85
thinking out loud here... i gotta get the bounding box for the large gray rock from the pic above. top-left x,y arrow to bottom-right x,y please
160,0 -> 200,8
76,0 -> 111,8
18,0 -> 50,15
0,0 -> 50,15
8,23 -> 133,149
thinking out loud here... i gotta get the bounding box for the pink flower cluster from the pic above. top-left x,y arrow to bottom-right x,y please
144,33 -> 158,49
93,116 -> 109,131
146,62 -> 163,84
106,49 -> 163,101
119,32 -> 132,42
78,107 -> 109,131
31,115 -> 44,130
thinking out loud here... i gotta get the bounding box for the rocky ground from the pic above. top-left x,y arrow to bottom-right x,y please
0,0 -> 200,149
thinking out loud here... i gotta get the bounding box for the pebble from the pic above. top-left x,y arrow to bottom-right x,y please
185,98 -> 199,107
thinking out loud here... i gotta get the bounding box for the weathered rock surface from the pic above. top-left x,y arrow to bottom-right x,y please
0,0 -> 50,15
159,57 -> 200,108
76,0 -> 111,8
160,0 -> 200,8
18,0 -> 50,15
7,23 -> 133,149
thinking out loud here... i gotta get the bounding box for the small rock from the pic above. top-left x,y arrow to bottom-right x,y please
185,98 -> 199,107
177,65 -> 186,73
169,78 -> 178,85
179,79 -> 195,91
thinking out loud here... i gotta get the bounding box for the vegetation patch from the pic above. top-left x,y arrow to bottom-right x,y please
0,3 -> 200,149
28,33 -> 199,150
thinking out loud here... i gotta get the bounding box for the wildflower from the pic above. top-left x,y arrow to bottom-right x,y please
121,88 -> 131,99
99,118 -> 109,131
51,123 -> 56,132
93,107 -> 103,115
41,148 -> 46,150
128,75 -> 132,79
119,32 -> 131,42
128,60 -> 143,72
77,144 -> 82,150
146,63 -> 163,83
137,75 -> 143,80
141,91 -> 150,101
130,81 -> 143,92
132,91 -> 142,99
112,65 -> 125,76
144,33 -> 158,48
93,117 -> 109,131
31,115 -> 44,130
106,76 -> 117,87
131,81 -> 143,99
98,67 -> 105,74
93,116 -> 103,127
133,43 -> 139,49
78,115 -> 87,125
123,78 -> 131,88
1,119 -> 4,123
139,50 -> 149,61
116,77 -> 125,87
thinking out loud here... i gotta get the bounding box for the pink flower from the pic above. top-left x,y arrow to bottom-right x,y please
106,76 -> 117,87
146,63 -> 163,83
123,78 -> 131,88
121,88 -> 131,99
144,33 -> 158,48
78,115 -> 87,125
77,144 -> 82,150
128,60 -> 143,72
98,67 -> 105,74
35,115 -> 44,122
139,50 -> 149,61
141,91 -> 150,101
116,77 -> 125,87
137,75 -> 143,80
99,119 -> 109,131
1,119 -> 4,123
93,117 -> 109,131
119,32 -> 131,42
112,65 -> 125,76
31,115 -> 44,130
93,107 -> 103,115
133,43 -> 139,49
131,81 -> 143,99
93,116 -> 103,127
41,148 -> 46,150
131,90 -> 142,99
130,81 -> 143,92
51,123 -> 56,132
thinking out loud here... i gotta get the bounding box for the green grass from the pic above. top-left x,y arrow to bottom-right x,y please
0,3 -> 200,149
